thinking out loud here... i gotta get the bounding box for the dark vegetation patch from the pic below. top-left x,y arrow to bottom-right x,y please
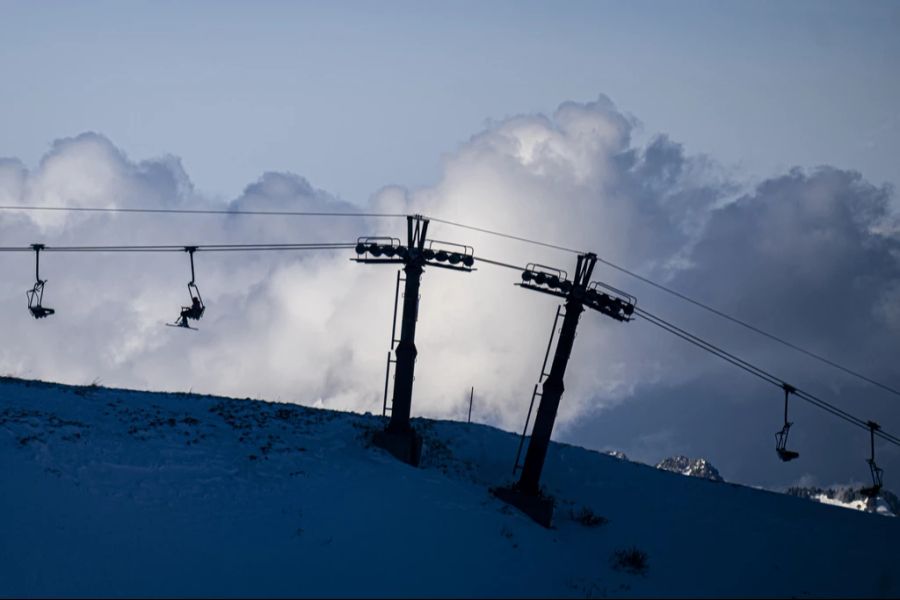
611,546 -> 648,575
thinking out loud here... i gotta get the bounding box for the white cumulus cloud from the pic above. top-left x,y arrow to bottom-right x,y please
2,96 -> 899,488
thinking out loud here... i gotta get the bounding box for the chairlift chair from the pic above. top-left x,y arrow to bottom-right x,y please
860,421 -> 884,498
775,384 -> 799,462
861,461 -> 885,499
182,282 -> 205,321
26,244 -> 55,319
27,280 -> 55,319
169,247 -> 205,330
775,428 -> 800,462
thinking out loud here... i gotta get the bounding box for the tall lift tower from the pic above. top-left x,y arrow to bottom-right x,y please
494,252 -> 635,526
354,215 -> 474,465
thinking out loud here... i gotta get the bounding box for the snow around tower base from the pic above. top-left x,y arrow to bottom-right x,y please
492,484 -> 556,528
373,427 -> 423,467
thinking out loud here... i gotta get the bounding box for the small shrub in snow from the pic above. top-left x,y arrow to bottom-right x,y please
571,506 -> 608,527
611,546 -> 648,575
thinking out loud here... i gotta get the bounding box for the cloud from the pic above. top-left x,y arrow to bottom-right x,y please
565,165 -> 900,487
677,167 -> 900,374
2,98 -> 899,488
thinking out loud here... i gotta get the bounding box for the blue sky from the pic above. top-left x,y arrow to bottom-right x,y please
2,0 -> 898,203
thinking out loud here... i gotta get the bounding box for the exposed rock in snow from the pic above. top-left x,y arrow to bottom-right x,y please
655,455 -> 724,482
787,486 -> 898,517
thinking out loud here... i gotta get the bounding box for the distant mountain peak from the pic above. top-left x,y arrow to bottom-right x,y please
656,455 -> 724,482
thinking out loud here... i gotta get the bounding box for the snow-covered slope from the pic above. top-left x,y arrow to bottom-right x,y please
651,455 -> 898,518
1,376 -> 898,598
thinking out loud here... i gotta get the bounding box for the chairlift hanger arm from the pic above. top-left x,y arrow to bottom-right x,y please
31,244 -> 45,282
185,246 -> 198,284
867,421 -> 881,460
781,382 -> 797,425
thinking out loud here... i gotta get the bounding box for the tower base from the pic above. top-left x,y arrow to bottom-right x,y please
373,428 -> 423,467
491,485 -> 555,528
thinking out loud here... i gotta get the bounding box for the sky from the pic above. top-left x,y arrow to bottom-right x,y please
1,0 -> 899,491
2,0 -> 899,203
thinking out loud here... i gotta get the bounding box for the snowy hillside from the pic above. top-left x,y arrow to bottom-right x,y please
2,376 -> 898,598
651,457 -> 897,517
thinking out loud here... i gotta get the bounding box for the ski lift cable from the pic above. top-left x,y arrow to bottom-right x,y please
436,217 -> 900,399
600,258 -> 900,399
5,204 -> 897,400
1,203 -> 897,398
635,308 -> 867,429
635,307 -> 782,387
476,253 -> 865,413
428,216 -> 585,254
474,253 -> 899,447
643,311 -> 900,447
474,256 -> 524,271
0,242 -> 356,253
0,205 -> 405,218
634,307 -> 900,447
2,204 -> 892,438
12,237 -> 894,416
636,310 -> 898,444
199,245 -> 356,252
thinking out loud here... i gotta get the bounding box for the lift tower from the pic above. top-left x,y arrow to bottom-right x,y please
494,252 -> 635,526
354,214 -> 474,465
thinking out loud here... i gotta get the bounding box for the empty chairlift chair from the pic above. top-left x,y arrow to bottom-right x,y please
26,244 -> 55,319
775,384 -> 800,462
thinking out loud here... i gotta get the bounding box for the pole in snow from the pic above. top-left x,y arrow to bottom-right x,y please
353,215 -> 475,465
493,252 -> 635,526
